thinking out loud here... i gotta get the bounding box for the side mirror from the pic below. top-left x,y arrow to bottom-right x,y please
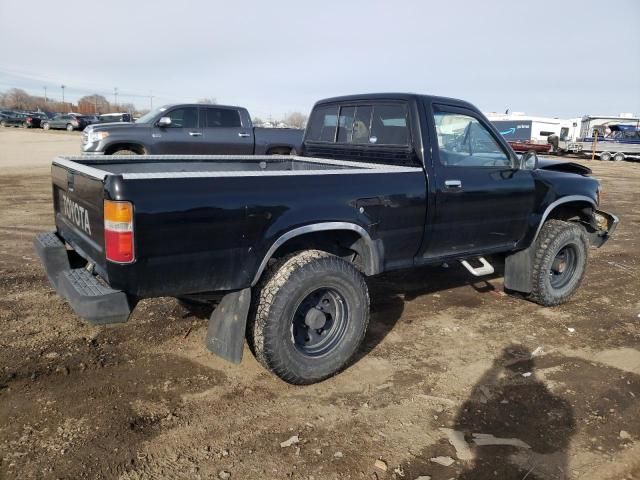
521,150 -> 539,170
157,116 -> 172,127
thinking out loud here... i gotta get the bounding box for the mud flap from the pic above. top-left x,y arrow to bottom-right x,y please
205,288 -> 251,364
504,246 -> 534,294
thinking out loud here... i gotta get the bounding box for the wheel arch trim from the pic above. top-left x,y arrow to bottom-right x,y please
533,195 -> 596,241
251,222 -> 381,286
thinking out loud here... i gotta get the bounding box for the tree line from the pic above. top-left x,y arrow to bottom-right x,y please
0,88 -> 140,115
1,88 -> 308,128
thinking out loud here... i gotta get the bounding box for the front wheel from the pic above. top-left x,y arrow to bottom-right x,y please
528,220 -> 589,306
247,250 -> 370,384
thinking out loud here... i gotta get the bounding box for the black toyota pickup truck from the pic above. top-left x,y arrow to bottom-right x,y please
81,103 -> 303,156
35,93 -> 618,385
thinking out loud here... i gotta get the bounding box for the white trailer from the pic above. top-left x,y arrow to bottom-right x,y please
485,113 -> 580,146
564,115 -> 640,161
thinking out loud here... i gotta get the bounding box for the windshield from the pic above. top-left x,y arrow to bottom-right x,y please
135,106 -> 169,124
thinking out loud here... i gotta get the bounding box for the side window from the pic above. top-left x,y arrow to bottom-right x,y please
306,105 -> 338,142
433,111 -> 511,167
166,107 -> 198,128
205,108 -> 241,128
370,104 -> 409,145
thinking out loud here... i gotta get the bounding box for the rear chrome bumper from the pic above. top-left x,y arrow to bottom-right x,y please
34,231 -> 133,324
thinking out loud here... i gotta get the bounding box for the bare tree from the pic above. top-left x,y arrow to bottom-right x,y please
78,94 -> 110,114
252,116 -> 264,126
284,111 -> 308,129
197,98 -> 217,104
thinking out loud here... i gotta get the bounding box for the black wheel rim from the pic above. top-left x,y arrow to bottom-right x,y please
549,244 -> 578,289
291,287 -> 348,357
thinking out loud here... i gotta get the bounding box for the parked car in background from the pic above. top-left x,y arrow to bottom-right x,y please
97,112 -> 132,123
81,104 -> 303,155
0,111 -> 29,128
42,113 -> 93,131
23,112 -> 50,128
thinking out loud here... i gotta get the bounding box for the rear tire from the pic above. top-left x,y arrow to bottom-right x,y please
613,152 -> 625,162
247,250 -> 370,384
66,124 -> 74,132
0,120 -> 6,127
528,220 -> 589,306
43,122 -> 50,130
600,151 -> 612,161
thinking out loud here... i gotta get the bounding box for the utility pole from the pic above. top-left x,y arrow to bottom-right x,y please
44,86 -> 47,104
61,85 -> 65,111
114,87 -> 118,111
150,90 -> 154,110
94,95 -> 98,115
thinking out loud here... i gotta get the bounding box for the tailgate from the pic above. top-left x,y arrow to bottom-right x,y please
52,163 -> 106,268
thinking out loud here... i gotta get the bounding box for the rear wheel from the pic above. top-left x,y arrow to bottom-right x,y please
599,151 -> 612,161
22,122 -> 28,128
0,120 -> 6,128
613,152 -> 625,162
66,124 -> 74,132
43,122 -> 50,130
528,220 -> 589,306
247,250 -> 370,384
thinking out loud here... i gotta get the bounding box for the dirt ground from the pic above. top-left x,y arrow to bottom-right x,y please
0,128 -> 638,480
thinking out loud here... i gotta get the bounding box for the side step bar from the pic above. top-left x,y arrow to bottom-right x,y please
460,257 -> 495,277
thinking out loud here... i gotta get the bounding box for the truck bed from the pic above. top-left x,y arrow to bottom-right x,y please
53,155 -> 415,179
49,154 -> 426,299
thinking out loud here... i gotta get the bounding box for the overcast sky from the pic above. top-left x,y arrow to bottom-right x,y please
1,0 -> 638,119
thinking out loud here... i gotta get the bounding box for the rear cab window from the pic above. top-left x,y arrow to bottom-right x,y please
307,102 -> 410,147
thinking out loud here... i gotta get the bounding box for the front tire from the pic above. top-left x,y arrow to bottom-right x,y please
247,250 -> 370,384
600,151 -> 612,161
528,220 -> 589,306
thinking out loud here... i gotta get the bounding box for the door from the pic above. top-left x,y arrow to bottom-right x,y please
152,106 -> 202,154
199,107 -> 253,154
422,105 -> 535,258
52,115 -> 67,129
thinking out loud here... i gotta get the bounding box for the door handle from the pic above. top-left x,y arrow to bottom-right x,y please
188,131 -> 202,137
238,132 -> 251,138
445,179 -> 462,189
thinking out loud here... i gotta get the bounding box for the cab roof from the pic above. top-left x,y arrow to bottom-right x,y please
314,92 -> 478,111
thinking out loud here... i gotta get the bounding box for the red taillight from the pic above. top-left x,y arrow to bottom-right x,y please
27,116 -> 32,122
104,200 -> 134,263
